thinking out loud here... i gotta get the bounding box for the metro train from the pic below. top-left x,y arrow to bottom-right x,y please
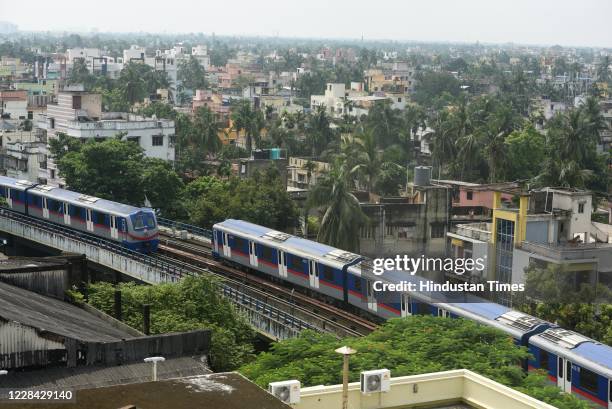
0,176 -> 159,252
212,218 -> 612,408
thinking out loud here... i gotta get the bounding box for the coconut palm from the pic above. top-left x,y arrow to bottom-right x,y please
308,159 -> 368,252
192,106 -> 222,154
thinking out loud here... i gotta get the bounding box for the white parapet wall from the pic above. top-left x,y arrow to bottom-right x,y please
293,369 -> 556,409
0,213 -> 180,284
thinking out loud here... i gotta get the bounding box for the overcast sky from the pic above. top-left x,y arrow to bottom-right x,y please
2,0 -> 612,48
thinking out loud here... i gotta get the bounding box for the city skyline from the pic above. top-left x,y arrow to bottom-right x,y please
2,0 -> 612,48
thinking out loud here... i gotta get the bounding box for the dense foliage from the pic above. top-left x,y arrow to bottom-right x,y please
241,316 -> 592,409
517,264 -> 612,345
50,136 -> 184,216
86,276 -> 255,371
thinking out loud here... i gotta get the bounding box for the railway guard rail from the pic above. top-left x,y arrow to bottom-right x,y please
157,218 -> 213,240
222,286 -> 317,340
0,209 -> 318,340
0,209 -> 185,283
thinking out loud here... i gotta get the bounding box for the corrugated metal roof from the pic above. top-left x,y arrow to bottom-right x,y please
0,281 -> 135,343
0,356 -> 210,391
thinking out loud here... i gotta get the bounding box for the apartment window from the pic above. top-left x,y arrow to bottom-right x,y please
49,118 -> 55,129
72,95 -> 81,110
127,136 -> 140,145
431,223 -> 445,239
578,203 -> 585,213
397,98 -> 402,103
152,135 -> 164,146
50,169 -> 55,179
467,191 -> 473,200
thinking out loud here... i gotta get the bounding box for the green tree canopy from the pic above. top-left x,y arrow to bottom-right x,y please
54,137 -> 183,216
178,55 -> 208,91
86,276 -> 255,371
184,169 -> 298,230
241,316 -> 590,409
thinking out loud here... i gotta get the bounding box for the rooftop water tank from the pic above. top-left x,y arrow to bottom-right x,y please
414,166 -> 432,186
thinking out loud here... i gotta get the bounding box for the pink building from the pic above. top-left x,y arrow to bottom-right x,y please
436,180 -> 517,208
192,90 -> 230,118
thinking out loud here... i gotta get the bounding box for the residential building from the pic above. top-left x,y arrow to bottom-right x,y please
447,187 -> 612,303
192,90 -> 230,118
311,83 -> 346,116
290,369 -> 556,409
232,148 -> 288,186
38,90 -> 175,186
359,172 -> 451,263
0,129 -> 47,181
364,61 -> 416,94
287,157 -> 330,190
0,90 -> 28,120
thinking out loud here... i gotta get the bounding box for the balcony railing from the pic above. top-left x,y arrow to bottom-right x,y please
450,223 -> 492,242
519,240 -> 612,261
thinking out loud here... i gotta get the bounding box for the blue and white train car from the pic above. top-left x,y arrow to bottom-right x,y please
440,302 -> 553,347
212,219 -> 362,300
0,177 -> 34,214
0,176 -> 158,253
346,262 -> 441,318
529,328 -> 612,408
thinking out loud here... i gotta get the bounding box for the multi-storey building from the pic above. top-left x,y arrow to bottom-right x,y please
287,157 -> 330,190
364,61 -> 416,94
0,90 -> 28,120
447,187 -> 612,303
38,90 -> 175,186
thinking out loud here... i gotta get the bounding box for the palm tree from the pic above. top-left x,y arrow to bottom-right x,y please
307,105 -> 332,156
366,100 -> 401,147
424,111 -> 456,179
231,100 -> 257,152
308,160 -> 368,252
192,106 -> 222,155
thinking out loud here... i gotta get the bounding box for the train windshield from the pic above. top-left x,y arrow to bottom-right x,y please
131,212 -> 156,230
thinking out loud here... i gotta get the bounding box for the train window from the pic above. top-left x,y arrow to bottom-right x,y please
558,357 -> 563,378
259,245 -> 275,263
539,349 -> 549,370
319,264 -> 335,281
288,255 -> 304,272
233,237 -> 248,252
579,368 -> 598,395
566,361 -> 571,382
354,277 -> 362,293
131,213 -> 156,230
415,302 -> 429,315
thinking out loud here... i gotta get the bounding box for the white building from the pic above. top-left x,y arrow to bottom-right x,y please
0,90 -> 28,120
66,48 -> 102,63
311,83 -> 348,117
38,91 -> 175,187
1,130 -> 46,181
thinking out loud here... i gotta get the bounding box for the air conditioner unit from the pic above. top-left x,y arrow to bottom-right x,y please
268,380 -> 300,404
360,369 -> 391,394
